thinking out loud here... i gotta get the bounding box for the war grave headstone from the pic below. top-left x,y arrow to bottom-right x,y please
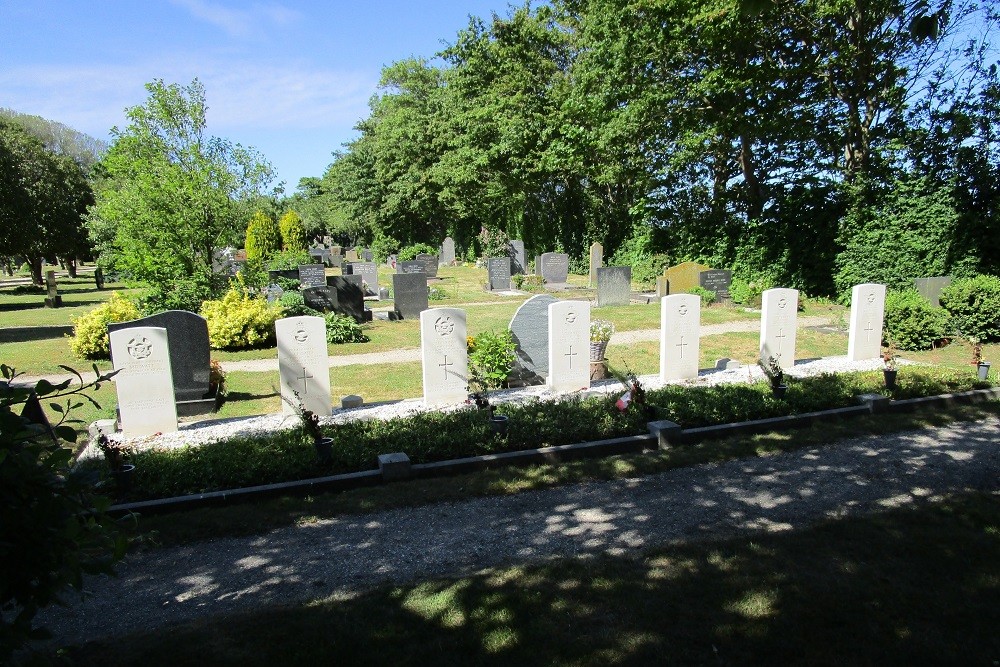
109,310 -> 215,415
847,283 -> 886,362
415,253 -> 440,278
509,239 -> 527,275
660,294 -> 701,381
596,266 -> 631,307
914,276 -> 952,308
508,293 -> 558,385
266,284 -> 284,303
363,248 -> 374,262
276,315 -> 331,417
44,270 -> 62,308
440,237 -> 456,265
760,288 -> 799,372
662,261 -> 711,295
699,270 -> 732,301
345,249 -> 360,263
397,261 -> 425,275
420,308 -> 468,406
539,252 -> 570,285
109,326 -> 178,438
268,269 -> 299,283
347,261 -> 379,296
297,264 -> 327,289
393,273 -> 429,320
548,300 -> 591,393
487,257 -> 511,291
589,242 -> 603,287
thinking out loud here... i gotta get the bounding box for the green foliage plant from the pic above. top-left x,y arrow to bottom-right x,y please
325,313 -> 370,344
370,233 -> 400,264
138,275 -> 214,314
266,249 -> 312,271
397,243 -> 438,261
278,210 -> 306,251
478,226 -> 511,261
728,276 -> 773,306
688,286 -> 716,306
512,274 -> 544,291
428,286 -> 447,301
883,289 -> 951,351
939,274 -> 1000,342
245,210 -> 281,263
200,287 -> 283,350
69,292 -> 141,359
277,291 -> 321,318
467,329 -> 516,399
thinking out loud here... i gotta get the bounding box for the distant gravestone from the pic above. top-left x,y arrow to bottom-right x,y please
420,308 -> 468,407
362,248 -> 373,262
663,261 -> 711,295
266,284 -> 284,303
913,276 -> 952,307
534,255 -> 541,276
275,315 -> 331,417
509,239 -> 527,275
760,288 -> 799,372
298,264 -> 326,289
397,261 -> 425,275
699,270 -> 732,300
487,257 -> 511,291
589,242 -> 603,287
393,273 -> 429,320
309,247 -> 332,266
660,294 -> 700,381
548,300 -> 590,393
440,237 -> 456,265
345,249 -> 360,263
44,270 -> 61,308
415,253 -> 439,278
109,326 -> 178,438
329,250 -> 343,268
509,293 -> 558,381
656,277 -> 669,298
539,252 -> 569,284
847,283 -> 886,362
596,266 -> 631,307
348,261 -> 379,296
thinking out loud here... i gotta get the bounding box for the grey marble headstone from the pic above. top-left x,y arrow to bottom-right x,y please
539,252 -> 569,284
323,275 -> 367,323
362,248 -> 373,262
596,266 -> 631,307
508,293 -> 558,380
487,257 -> 511,291
397,261 -> 425,275
266,284 -> 284,303
109,310 -> 210,402
914,276 -> 952,308
440,237 -> 456,265
393,273 -> 429,320
589,242 -> 603,287
509,239 -> 526,275
297,264 -> 326,289
329,251 -> 342,269
348,261 -> 378,296
415,253 -> 439,278
309,247 -> 332,266
699,270 -> 732,300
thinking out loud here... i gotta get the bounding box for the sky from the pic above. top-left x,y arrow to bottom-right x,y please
0,0 -> 513,191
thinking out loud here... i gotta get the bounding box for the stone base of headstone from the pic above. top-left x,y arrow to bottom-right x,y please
590,360 -> 608,381
88,418 -> 117,442
44,296 -> 62,308
341,395 -> 363,409
856,393 -> 890,413
176,397 -> 218,417
378,452 -> 412,481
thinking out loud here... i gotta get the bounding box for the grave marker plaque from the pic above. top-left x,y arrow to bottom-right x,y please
548,300 -> 590,393
415,253 -> 439,278
397,261 -> 425,275
539,252 -> 569,284
487,257 -> 511,291
276,316 -> 331,417
660,294 -> 700,381
596,266 -> 631,307
847,283 -> 886,361
760,288 -> 798,372
298,264 -> 326,289
420,308 -> 468,406
109,326 -> 178,437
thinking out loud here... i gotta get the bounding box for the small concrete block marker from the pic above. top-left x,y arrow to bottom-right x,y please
648,420 -> 683,449
341,395 -> 363,409
856,393 -> 891,413
378,452 -> 412,481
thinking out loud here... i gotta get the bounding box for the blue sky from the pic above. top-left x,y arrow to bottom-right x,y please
0,0 -> 513,191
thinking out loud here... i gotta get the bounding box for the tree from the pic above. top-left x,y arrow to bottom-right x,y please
245,210 -> 281,262
87,79 -> 276,309
278,209 -> 306,251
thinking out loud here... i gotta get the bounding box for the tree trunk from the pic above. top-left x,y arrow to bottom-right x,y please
65,258 -> 78,278
739,133 -> 764,221
27,256 -> 44,286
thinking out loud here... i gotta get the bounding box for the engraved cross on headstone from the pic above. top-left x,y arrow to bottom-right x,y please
297,366 -> 313,394
864,320 -> 875,342
676,335 -> 688,359
775,328 -> 786,358
564,344 -> 578,369
439,355 -> 454,380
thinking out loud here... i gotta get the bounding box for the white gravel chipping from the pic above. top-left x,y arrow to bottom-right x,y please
83,356 -> 915,459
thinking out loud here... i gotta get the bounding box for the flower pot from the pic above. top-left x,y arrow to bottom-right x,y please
590,341 -> 608,362
590,360 -> 608,381
883,369 -> 898,390
771,384 -> 788,399
314,436 -> 334,464
489,415 -> 509,436
114,464 -> 136,493
977,362 -> 991,381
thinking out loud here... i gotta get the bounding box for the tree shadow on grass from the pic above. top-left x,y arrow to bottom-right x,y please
0,325 -> 74,342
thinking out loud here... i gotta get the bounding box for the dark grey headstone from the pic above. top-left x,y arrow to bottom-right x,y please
94,267 -> 105,290
699,270 -> 732,299
487,257 -> 511,291
348,261 -> 379,296
397,261 -> 425,275
298,264 -> 326,289
415,253 -> 439,278
302,286 -> 337,313
596,266 -> 632,307
108,310 -> 210,402
539,252 -> 569,284
509,239 -> 526,275
362,248 -> 373,262
324,276 -> 367,323
440,237 -> 456,265
309,247 -> 332,266
508,294 -> 558,381
914,276 -> 952,308
329,251 -> 342,269
392,273 -> 429,320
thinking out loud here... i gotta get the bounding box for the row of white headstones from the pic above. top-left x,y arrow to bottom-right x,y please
108,284 -> 887,439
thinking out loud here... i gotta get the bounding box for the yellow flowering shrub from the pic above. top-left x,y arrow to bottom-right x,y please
69,292 -> 141,359
200,288 -> 283,350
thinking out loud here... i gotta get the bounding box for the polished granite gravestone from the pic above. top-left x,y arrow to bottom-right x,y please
539,252 -> 569,284
508,293 -> 558,384
487,257 -> 511,291
392,273 -> 429,320
662,261 -> 711,294
699,269 -> 732,300
415,253 -> 439,278
297,264 -> 327,289
509,239 -> 526,275
346,261 -> 379,296
397,261 -> 425,274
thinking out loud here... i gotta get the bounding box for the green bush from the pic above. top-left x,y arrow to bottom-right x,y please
200,288 -> 283,350
397,243 -> 438,262
688,286 -> 716,306
245,210 -> 281,262
278,210 -> 306,251
468,329 -> 516,391
277,291 -> 320,318
138,276 -> 215,314
609,228 -> 669,287
70,293 -> 141,359
883,289 -> 951,351
729,276 -> 773,306
370,233 -> 400,264
428,286 -> 447,301
939,274 -> 1000,342
325,312 -> 369,344
478,226 -> 511,260
512,274 -> 545,291
267,248 -> 311,271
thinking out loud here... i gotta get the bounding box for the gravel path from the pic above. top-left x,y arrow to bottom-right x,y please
41,416 -> 1000,646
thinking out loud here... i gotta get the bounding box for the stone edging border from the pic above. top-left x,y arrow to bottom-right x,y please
109,386 -> 1000,517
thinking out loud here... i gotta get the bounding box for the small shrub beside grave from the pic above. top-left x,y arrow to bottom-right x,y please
325,313 -> 369,344
201,288 -> 283,350
939,274 -> 1000,342
884,289 -> 951,350
70,292 -> 141,359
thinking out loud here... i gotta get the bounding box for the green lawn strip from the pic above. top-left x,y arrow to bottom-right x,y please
0,280 -> 133,328
70,491 -> 1000,666
131,403 -> 1000,548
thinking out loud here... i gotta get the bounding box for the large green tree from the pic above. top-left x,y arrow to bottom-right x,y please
87,79 -> 276,309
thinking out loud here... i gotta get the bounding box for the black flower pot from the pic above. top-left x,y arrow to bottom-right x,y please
314,437 -> 334,464
883,369 -> 898,390
114,464 -> 136,494
489,415 -> 509,436
977,362 -> 991,381
771,384 -> 788,399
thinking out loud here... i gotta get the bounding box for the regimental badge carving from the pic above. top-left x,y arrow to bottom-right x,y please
678,304 -> 688,316
435,316 -> 455,336
778,297 -> 788,309
294,327 -> 309,343
564,311 -> 577,324
127,336 -> 153,360
867,292 -> 876,304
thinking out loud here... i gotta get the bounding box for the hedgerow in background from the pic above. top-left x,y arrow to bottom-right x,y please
138,275 -> 214,314
883,289 -> 951,351
478,226 -> 511,261
609,226 -> 668,287
397,243 -> 437,261
325,313 -> 369,344
728,276 -> 773,306
70,292 -> 141,359
939,274 -> 1000,342
244,210 -> 281,263
278,210 -> 306,251
200,288 -> 283,350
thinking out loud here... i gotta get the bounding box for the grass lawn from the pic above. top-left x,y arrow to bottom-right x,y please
67,491 -> 1000,666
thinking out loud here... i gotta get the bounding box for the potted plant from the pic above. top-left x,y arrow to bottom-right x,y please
969,336 -> 991,381
882,340 -> 899,389
97,433 -> 136,494
590,319 -> 615,381
758,355 -> 787,398
466,330 -> 515,436
282,391 -> 334,464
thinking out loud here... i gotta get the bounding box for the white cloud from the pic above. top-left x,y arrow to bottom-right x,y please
168,0 -> 301,38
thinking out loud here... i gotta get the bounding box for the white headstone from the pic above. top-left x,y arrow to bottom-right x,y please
847,283 -> 886,361
420,308 -> 468,407
547,300 -> 590,393
109,326 -> 178,438
659,294 -> 701,381
276,316 -> 331,416
760,288 -> 799,372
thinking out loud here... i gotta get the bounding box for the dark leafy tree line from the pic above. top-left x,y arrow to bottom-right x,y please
299,0 -> 999,297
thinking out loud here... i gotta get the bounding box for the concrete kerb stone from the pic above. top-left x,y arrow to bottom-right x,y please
378,452 -> 412,481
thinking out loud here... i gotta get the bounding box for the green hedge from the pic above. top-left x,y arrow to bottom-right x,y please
884,290 -> 951,351
939,274 -> 1000,342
